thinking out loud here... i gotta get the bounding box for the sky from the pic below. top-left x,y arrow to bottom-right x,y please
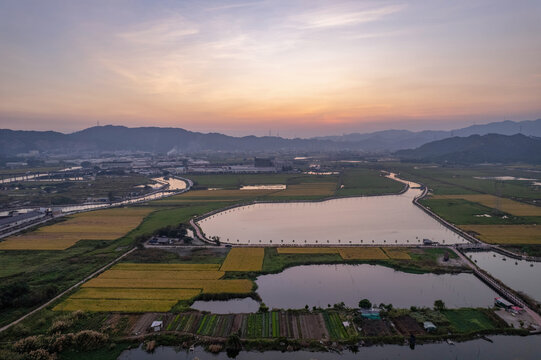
0,0 -> 540,137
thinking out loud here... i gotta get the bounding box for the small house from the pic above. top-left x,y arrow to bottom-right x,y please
360,308 -> 381,320
494,297 -> 513,309
423,321 -> 437,332
151,321 -> 163,332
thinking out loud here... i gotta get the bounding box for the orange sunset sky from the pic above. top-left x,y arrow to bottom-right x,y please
1,0 -> 540,137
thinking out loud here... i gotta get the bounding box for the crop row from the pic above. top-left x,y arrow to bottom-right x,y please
322,312 -> 349,340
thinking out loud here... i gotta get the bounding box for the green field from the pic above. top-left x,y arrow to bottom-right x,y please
337,168 -> 404,196
443,309 -> 499,333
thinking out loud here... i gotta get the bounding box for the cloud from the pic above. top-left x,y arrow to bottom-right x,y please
117,15 -> 199,45
293,4 -> 405,29
205,1 -> 265,12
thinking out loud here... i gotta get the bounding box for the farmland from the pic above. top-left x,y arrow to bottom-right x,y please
0,207 -> 154,250
460,225 -> 541,244
277,247 -> 391,260
337,168 -> 405,196
220,248 -> 265,272
431,194 -> 541,217
55,262 -> 254,312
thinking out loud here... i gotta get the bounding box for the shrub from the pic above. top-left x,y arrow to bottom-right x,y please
73,330 -> 109,351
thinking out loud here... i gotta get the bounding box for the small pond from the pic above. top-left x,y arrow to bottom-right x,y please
255,264 -> 497,309
191,298 -> 260,314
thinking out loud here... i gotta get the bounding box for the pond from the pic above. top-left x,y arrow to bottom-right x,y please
191,298 -> 260,314
118,334 -> 541,360
197,174 -> 467,245
466,251 -> 541,302
255,264 -> 497,309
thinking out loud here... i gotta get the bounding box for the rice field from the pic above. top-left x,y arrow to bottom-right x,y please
98,270 -> 225,280
383,248 -> 412,260
111,263 -> 221,271
71,288 -> 201,300
338,247 -> 389,260
432,194 -> 541,217
54,298 -> 177,312
0,207 -> 153,250
56,262 -> 253,312
277,247 -> 404,260
277,247 -> 340,254
460,225 -> 541,244
221,247 -> 265,271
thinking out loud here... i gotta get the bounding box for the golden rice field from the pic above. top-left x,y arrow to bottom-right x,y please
82,278 -> 253,293
56,262 -> 253,312
277,247 -> 397,260
277,247 -> 340,254
98,270 -> 225,280
460,225 -> 541,244
338,247 -> 389,260
111,263 -> 221,271
220,247 -> 265,271
71,288 -> 201,300
54,299 -> 178,312
0,207 -> 153,250
431,194 -> 541,216
382,248 -> 412,260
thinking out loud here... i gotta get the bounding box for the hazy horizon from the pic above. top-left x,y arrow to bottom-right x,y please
1,0 -> 540,137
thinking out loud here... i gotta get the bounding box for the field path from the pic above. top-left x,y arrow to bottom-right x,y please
0,247 -> 137,334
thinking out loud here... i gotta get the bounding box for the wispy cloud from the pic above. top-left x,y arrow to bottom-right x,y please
117,15 -> 198,45
293,4 -> 405,29
205,1 -> 265,12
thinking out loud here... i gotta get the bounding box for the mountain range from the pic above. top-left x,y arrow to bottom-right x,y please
395,133 -> 541,164
1,118 -> 540,156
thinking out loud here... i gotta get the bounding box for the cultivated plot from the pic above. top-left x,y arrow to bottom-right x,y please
220,247 -> 265,271
0,207 -> 153,250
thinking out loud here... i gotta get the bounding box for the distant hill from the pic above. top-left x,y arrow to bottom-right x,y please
1,118 -> 540,156
0,126 -> 346,156
315,118 -> 541,152
395,133 -> 541,164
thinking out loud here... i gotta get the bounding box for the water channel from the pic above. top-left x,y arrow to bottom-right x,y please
118,334 -> 541,360
466,251 -> 541,302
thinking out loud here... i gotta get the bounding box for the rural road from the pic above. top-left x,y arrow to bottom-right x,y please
0,247 -> 137,334
453,248 -> 541,329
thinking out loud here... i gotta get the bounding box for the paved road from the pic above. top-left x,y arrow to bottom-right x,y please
0,247 -> 136,334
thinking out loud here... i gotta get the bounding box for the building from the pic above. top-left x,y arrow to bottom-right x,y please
0,211 -> 45,231
150,321 -> 163,332
254,157 -> 274,167
423,321 -> 437,332
100,161 -> 132,170
495,297 -> 513,309
360,309 -> 381,320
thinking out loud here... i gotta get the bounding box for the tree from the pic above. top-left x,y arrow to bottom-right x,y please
434,299 -> 445,311
358,299 -> 371,309
258,303 -> 269,313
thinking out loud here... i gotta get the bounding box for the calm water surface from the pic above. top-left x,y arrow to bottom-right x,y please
191,298 -> 260,313
198,175 -> 467,245
118,335 -> 541,360
255,264 -> 497,309
467,251 -> 541,302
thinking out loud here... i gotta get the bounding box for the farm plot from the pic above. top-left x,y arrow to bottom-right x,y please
322,312 -> 349,340
277,247 -> 340,254
112,263 -> 221,271
443,309 -> 498,333
268,182 -> 337,197
56,263 -> 253,312
382,248 -> 411,259
338,247 -> 389,260
391,315 -> 425,335
460,225 -> 541,244
221,248 -> 264,271
0,207 -> 153,250
361,319 -> 394,337
432,194 -> 541,217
